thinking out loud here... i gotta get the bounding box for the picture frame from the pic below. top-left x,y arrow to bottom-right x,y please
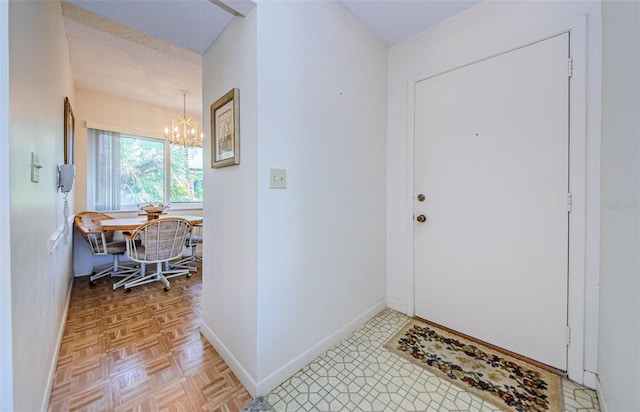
211,88 -> 240,168
63,97 -> 75,164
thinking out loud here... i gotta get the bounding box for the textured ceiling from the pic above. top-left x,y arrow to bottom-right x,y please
62,2 -> 206,116
61,0 -> 480,117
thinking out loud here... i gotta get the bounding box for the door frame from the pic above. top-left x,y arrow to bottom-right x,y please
404,16 -> 591,384
0,1 -> 14,410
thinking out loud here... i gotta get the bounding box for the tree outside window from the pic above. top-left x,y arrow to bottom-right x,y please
91,129 -> 203,211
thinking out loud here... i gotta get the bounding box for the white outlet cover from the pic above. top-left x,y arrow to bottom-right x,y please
269,168 -> 286,189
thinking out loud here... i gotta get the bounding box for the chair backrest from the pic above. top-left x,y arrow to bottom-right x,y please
187,224 -> 203,246
74,211 -> 115,255
127,218 -> 191,263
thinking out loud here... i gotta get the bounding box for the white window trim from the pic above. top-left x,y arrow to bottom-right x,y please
86,121 -> 164,141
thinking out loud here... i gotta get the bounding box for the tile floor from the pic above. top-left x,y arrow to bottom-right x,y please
264,309 -> 600,412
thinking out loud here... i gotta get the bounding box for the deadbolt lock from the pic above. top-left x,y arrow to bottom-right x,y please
417,194 -> 425,202
416,214 -> 426,223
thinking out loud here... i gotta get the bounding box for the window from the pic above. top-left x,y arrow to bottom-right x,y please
89,129 -> 203,211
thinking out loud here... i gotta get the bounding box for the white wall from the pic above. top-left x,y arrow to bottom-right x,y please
8,1 -> 76,410
387,1 -> 601,384
598,1 -> 640,410
200,0 -> 387,396
200,6 -> 260,389
255,0 -> 387,390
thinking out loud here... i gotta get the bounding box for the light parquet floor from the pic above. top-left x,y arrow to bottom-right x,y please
48,264 -> 252,412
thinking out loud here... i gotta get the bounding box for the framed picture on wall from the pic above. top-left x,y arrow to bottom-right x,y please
63,97 -> 75,164
211,88 -> 240,168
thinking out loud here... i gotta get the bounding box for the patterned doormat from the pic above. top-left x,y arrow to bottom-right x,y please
384,319 -> 562,412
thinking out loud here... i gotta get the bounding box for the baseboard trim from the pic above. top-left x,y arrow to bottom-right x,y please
386,298 -> 406,314
255,299 -> 387,396
199,300 -> 388,398
596,376 -> 608,412
41,274 -> 74,412
583,370 -> 597,390
199,321 -> 258,397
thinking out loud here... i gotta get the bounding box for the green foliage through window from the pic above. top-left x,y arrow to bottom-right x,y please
120,136 -> 165,205
92,129 -> 203,211
170,145 -> 203,202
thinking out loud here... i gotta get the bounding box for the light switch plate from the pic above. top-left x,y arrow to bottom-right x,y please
269,168 -> 286,189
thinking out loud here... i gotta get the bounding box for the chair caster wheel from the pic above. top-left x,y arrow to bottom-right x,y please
164,287 -> 170,292
125,288 -> 131,293
186,273 -> 192,278
89,280 -> 96,287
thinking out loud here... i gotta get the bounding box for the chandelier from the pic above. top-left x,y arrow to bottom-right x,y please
164,90 -> 203,147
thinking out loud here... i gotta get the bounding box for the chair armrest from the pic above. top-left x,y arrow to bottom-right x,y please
75,227 -> 103,236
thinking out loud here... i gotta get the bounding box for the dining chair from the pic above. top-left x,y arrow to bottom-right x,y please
74,211 -> 140,289
123,217 -> 192,292
170,223 -> 203,272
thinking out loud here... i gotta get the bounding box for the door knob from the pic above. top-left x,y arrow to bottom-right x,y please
416,214 -> 427,223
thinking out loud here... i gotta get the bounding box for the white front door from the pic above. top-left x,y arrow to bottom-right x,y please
413,33 -> 570,370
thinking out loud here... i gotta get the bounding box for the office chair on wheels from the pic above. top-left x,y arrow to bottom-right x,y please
170,223 -> 203,272
123,217 -> 192,292
74,211 -> 140,289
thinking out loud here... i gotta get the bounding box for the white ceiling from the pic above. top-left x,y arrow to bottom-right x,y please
61,0 -> 479,116
341,0 -> 479,47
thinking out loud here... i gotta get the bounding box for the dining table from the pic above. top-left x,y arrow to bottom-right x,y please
100,215 -> 203,231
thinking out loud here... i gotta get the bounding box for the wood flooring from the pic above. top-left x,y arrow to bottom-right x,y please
48,265 -> 252,411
